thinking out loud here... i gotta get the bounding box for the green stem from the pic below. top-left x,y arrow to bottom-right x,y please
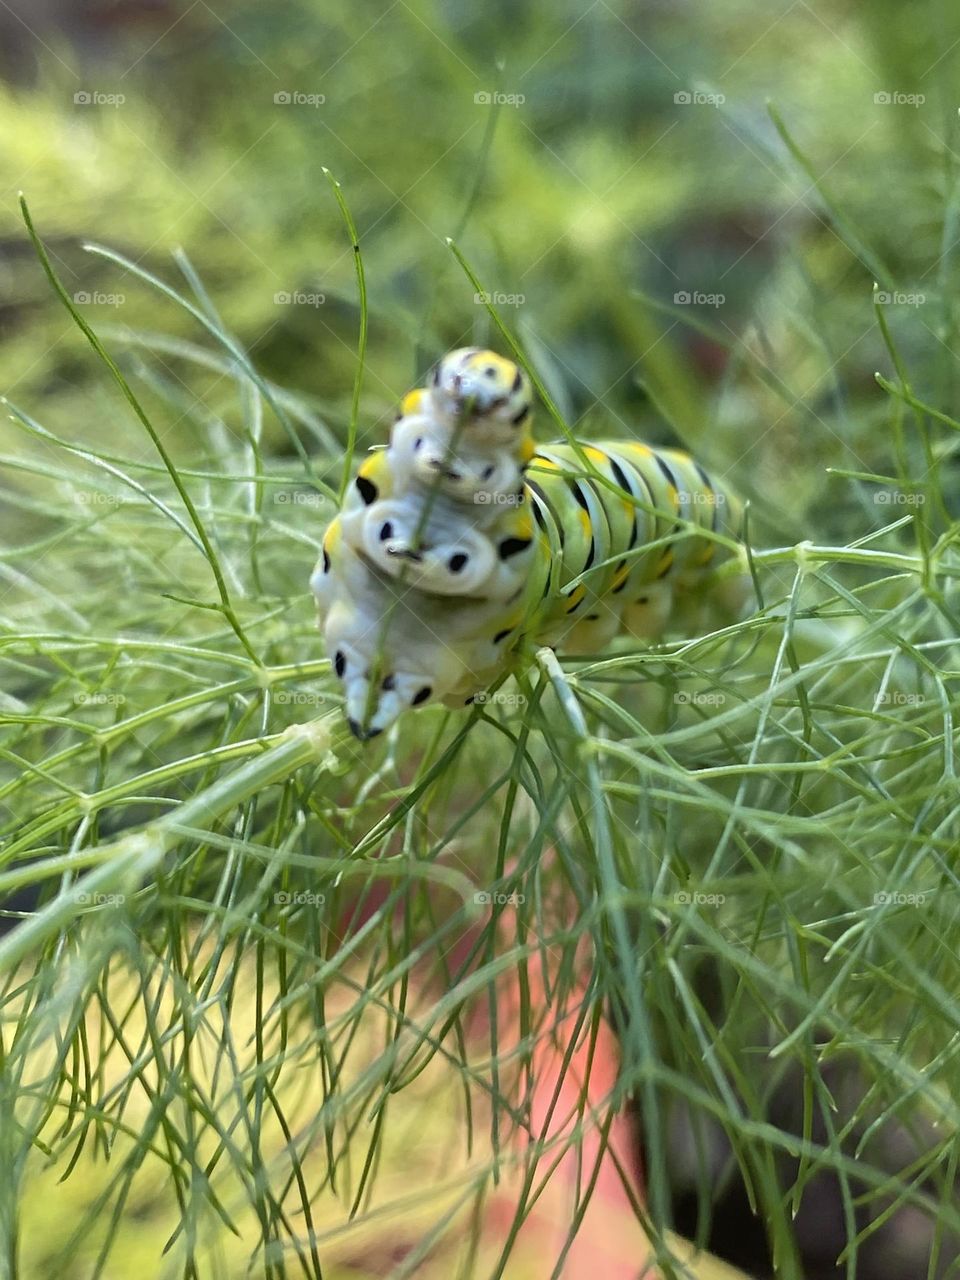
18,196 -> 262,667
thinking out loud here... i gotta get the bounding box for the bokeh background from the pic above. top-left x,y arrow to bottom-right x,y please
3,0 -> 957,539
3,2 -> 960,1278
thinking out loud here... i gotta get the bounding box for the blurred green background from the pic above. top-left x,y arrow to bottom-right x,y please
3,0 -> 957,543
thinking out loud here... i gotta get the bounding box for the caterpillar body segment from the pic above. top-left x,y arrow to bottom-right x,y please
312,347 -> 746,739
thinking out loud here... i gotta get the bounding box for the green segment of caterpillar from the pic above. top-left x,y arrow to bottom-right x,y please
311,347 -> 747,739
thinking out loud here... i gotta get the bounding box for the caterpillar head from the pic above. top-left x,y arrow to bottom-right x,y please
429,348 -> 532,444
388,348 -> 533,503
319,576 -> 509,739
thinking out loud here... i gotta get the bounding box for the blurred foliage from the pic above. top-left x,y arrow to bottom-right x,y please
2,0 -> 960,536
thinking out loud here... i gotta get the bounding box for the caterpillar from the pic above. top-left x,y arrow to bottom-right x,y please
311,347 -> 747,739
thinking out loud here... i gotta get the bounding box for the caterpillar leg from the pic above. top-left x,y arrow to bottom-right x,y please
621,582 -> 674,641
556,605 -> 623,655
670,568 -> 753,636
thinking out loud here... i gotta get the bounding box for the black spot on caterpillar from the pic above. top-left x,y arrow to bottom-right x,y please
498,536 -> 532,560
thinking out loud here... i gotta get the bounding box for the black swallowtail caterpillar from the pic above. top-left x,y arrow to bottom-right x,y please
311,347 -> 747,739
